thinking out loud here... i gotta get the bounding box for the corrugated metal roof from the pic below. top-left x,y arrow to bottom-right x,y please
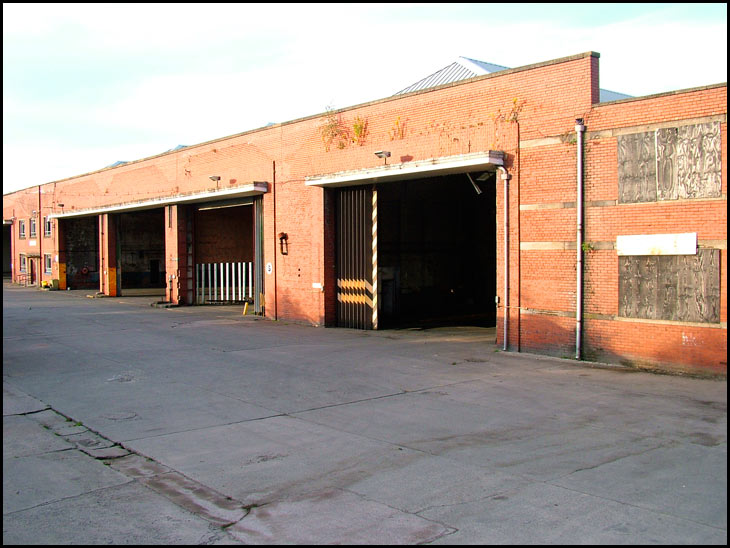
395,56 -> 631,102
459,57 -> 510,74
599,88 -> 632,102
395,56 -> 509,95
395,62 -> 478,95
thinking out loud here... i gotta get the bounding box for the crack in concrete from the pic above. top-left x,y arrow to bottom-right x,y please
552,441 -> 677,478
19,405 -> 252,538
539,480 -> 729,533
336,487 -> 459,543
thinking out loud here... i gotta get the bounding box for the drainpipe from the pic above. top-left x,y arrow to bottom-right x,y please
272,160 -> 278,320
498,166 -> 511,351
575,119 -> 585,360
38,185 -> 42,285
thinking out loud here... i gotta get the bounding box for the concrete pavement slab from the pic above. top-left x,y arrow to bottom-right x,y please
3,382 -> 47,415
228,488 -> 451,545
3,481 -> 238,545
3,414 -> 74,458
3,381 -> 244,544
125,414 -> 417,506
3,449 -> 132,514
138,471 -> 247,526
346,453 -> 527,514
420,481 -> 727,545
9,365 -> 281,442
3,284 -> 727,544
552,442 -> 728,530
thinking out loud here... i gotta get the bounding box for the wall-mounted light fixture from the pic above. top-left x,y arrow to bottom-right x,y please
278,232 -> 289,255
209,175 -> 221,188
374,150 -> 391,165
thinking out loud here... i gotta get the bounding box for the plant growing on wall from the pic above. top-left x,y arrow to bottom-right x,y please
389,116 -> 406,141
506,97 -> 525,122
491,98 -> 526,125
352,116 -> 368,146
320,106 -> 351,151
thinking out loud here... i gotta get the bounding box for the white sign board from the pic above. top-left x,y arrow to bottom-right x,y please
616,233 -> 697,256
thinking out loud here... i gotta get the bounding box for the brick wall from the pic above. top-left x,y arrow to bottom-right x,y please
517,83 -> 726,374
3,52 -> 725,374
580,86 -> 726,374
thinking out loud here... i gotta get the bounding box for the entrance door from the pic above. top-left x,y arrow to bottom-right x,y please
336,186 -> 374,329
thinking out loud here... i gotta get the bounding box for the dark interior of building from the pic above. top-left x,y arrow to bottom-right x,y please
63,216 -> 99,290
118,209 -> 165,289
3,225 -> 11,278
377,171 -> 497,328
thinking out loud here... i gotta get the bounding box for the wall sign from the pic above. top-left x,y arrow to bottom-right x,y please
616,233 -> 697,256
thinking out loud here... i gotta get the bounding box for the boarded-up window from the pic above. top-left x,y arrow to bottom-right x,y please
619,122 -> 721,203
619,249 -> 720,323
618,132 -> 656,203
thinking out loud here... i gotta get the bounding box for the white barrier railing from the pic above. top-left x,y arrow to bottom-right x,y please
196,262 -> 254,304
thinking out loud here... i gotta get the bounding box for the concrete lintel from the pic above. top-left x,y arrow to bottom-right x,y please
48,182 -> 269,220
305,151 -> 504,188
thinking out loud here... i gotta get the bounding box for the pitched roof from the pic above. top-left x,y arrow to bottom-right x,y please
394,56 -> 631,102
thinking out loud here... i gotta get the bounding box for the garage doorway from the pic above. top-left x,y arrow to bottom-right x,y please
335,171 -> 497,329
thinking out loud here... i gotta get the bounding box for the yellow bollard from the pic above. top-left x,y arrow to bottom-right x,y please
243,302 -> 249,316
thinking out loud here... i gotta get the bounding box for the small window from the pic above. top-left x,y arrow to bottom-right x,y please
18,220 -> 26,239
44,217 -> 52,237
44,254 -> 52,274
19,254 -> 27,273
29,218 -> 37,238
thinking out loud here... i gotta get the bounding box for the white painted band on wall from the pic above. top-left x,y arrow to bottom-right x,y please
616,233 -> 697,256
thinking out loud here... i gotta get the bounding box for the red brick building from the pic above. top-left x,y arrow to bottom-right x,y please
3,52 -> 726,375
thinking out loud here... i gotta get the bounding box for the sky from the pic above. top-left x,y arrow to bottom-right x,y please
3,3 -> 727,196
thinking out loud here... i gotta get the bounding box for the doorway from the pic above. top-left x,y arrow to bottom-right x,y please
334,171 -> 497,329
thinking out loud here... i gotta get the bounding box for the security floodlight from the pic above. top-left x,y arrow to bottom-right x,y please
209,175 -> 221,182
374,150 -> 391,165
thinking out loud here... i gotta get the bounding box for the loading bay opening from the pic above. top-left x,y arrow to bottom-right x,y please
335,171 -> 497,330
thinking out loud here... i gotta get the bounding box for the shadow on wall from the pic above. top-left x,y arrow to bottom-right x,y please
506,312 -> 726,376
265,301 -> 726,376
582,318 -> 727,377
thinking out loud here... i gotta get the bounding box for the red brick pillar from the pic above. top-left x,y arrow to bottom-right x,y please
56,218 -> 67,290
165,205 -> 193,305
99,213 -> 119,296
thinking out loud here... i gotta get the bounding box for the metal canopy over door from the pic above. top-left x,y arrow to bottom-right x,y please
336,186 -> 374,329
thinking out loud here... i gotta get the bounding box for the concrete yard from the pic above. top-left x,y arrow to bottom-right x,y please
3,282 -> 727,544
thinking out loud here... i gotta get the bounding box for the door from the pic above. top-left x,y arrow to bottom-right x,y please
336,186 -> 374,329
